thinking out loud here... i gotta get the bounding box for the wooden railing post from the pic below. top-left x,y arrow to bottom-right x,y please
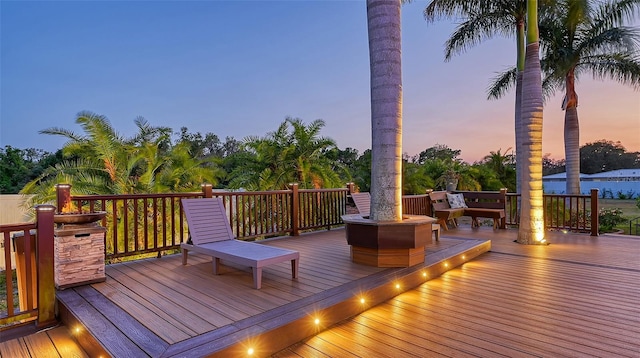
290,183 -> 299,236
346,182 -> 356,194
590,189 -> 599,237
201,183 -> 213,198
55,184 -> 71,213
35,204 -> 57,329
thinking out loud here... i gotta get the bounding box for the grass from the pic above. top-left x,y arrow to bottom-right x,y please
0,269 -> 19,313
599,199 -> 640,234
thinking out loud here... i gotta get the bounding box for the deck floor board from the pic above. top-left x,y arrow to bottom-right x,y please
17,226 -> 632,357
283,230 -> 640,358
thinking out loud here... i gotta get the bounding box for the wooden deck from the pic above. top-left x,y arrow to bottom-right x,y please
3,226 -> 638,357
277,230 -> 640,357
55,227 -> 488,357
0,326 -> 88,357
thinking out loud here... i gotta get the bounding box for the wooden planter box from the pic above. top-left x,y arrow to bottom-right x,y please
342,214 -> 436,267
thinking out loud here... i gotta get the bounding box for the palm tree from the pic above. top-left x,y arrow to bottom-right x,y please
539,0 -> 640,194
21,111 -> 219,205
480,147 -> 516,190
518,0 -> 546,244
367,0 -> 403,222
230,118 -> 342,190
425,1 -> 527,194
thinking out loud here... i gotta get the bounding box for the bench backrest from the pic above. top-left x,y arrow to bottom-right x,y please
428,191 -> 452,210
351,192 -> 371,215
182,198 -> 234,245
455,190 -> 506,210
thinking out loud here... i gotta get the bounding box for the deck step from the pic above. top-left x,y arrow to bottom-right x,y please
57,285 -> 168,357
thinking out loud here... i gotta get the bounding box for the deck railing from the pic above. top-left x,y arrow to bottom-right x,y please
0,206 -> 56,331
59,184 -> 350,261
506,189 -> 599,236
629,217 -> 640,236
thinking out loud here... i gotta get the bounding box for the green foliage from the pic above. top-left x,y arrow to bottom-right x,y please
598,208 -> 626,233
20,111 -> 223,207
580,140 -> 640,174
228,117 -> 343,190
403,161 -> 434,195
637,197 -> 640,210
0,146 -> 63,194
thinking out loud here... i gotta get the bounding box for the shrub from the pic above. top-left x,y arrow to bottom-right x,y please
598,208 -> 626,233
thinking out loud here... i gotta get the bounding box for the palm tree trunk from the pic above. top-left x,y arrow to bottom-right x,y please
517,0 -> 546,245
367,0 -> 403,222
563,70 -> 581,194
515,19 -> 525,197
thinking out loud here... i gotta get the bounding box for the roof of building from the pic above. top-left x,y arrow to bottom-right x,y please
543,169 -> 640,180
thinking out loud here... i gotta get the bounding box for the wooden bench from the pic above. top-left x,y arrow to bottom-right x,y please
428,189 -> 507,230
181,198 -> 299,289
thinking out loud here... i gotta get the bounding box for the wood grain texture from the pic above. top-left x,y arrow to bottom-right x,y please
281,230 -> 640,357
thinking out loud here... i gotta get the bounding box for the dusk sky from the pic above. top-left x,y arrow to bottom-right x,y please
2,1 -> 639,163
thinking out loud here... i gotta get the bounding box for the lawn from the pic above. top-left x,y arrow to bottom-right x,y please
599,199 -> 640,234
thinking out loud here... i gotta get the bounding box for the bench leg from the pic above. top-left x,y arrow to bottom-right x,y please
212,257 -> 221,275
253,268 -> 262,289
471,217 -> 479,228
432,224 -> 441,241
291,259 -> 298,279
182,249 -> 188,265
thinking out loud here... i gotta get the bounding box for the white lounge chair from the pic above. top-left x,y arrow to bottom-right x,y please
181,198 -> 299,289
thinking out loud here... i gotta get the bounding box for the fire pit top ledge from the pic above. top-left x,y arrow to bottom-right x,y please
341,214 -> 435,226
54,211 -> 107,225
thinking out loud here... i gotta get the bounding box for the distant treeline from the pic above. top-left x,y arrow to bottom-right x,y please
1,114 -> 638,197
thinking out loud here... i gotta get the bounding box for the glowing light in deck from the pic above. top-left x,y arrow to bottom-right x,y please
314,318 -> 320,325
422,271 -> 428,279
360,297 -> 366,304
395,283 -> 401,289
444,262 -> 449,268
247,348 -> 254,355
461,255 -> 466,260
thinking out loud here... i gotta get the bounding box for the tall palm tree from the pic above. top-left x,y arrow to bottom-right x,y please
367,0 -> 403,222
425,1 -> 527,194
539,0 -> 640,194
518,0 -> 546,244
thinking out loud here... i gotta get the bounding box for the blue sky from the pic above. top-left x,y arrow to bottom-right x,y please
2,0 -> 638,163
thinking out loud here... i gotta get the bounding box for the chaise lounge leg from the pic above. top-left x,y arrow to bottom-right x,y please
291,259 -> 299,279
182,249 -> 188,265
212,257 -> 221,275
253,268 -> 262,289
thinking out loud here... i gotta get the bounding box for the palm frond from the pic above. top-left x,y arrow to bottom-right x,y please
487,67 -> 517,99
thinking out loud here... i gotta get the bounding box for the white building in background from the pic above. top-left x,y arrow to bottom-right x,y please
543,169 -> 640,198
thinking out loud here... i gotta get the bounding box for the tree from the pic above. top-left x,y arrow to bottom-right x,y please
367,0 -> 403,221
0,145 -> 61,194
413,144 -> 461,164
352,149 -> 373,192
21,111 -> 220,205
518,0 -> 546,244
229,117 -> 342,190
425,1 -> 527,194
539,0 -> 640,194
477,147 -> 517,191
542,154 -> 566,175
580,139 -> 640,173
